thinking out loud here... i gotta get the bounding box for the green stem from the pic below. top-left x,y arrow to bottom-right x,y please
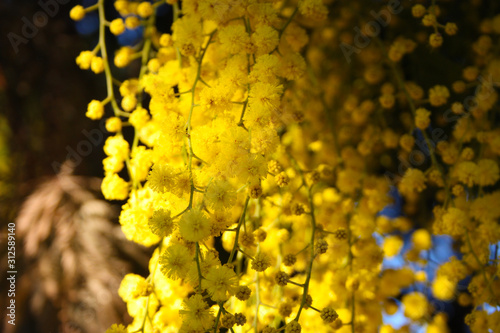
228,197 -> 251,264
213,305 -> 223,333
97,0 -> 121,116
185,30 -> 217,209
195,242 -> 203,292
254,270 -> 260,333
294,185 -> 317,320
279,7 -> 298,38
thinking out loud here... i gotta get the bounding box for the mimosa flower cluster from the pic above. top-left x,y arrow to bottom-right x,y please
71,1 -> 500,332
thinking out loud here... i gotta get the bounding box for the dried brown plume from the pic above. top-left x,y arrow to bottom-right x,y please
3,171 -> 151,333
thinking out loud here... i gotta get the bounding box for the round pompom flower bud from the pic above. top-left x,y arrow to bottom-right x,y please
121,94 -> 137,112
70,5 -> 86,21
221,313 -> 235,328
114,47 -> 134,68
334,227 -> 348,240
415,108 -> 431,130
291,203 -> 305,216
137,2 -> 153,18
76,50 -> 94,70
268,160 -> 282,174
285,320 -> 301,333
445,22 -> 458,35
320,307 -> 339,323
148,209 -> 175,238
412,4 -> 426,18
452,81 -> 466,94
251,252 -> 272,272
306,170 -> 320,185
254,228 -> 267,242
432,276 -> 456,301
402,292 -> 429,320
101,173 -> 129,200
331,318 -> 343,329
475,159 -> 500,186
315,239 -> 328,255
249,183 -> 263,199
279,302 -> 293,317
379,94 -> 395,109
429,33 -> 443,48
125,16 -> 140,29
415,271 -> 427,282
429,85 -> 450,107
110,18 -> 126,35
422,14 -> 436,27
147,58 -> 160,73
90,56 -> 104,74
383,235 -> 404,257
399,134 -> 415,152
234,313 -> 246,326
86,100 -> 105,120
159,34 -> 173,47
179,208 -> 211,242
235,286 -> 251,301
239,231 -> 255,248
283,254 -> 297,266
129,107 -> 150,129
275,171 -> 289,187
411,229 -> 432,250
275,271 -> 289,286
106,117 -> 122,133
